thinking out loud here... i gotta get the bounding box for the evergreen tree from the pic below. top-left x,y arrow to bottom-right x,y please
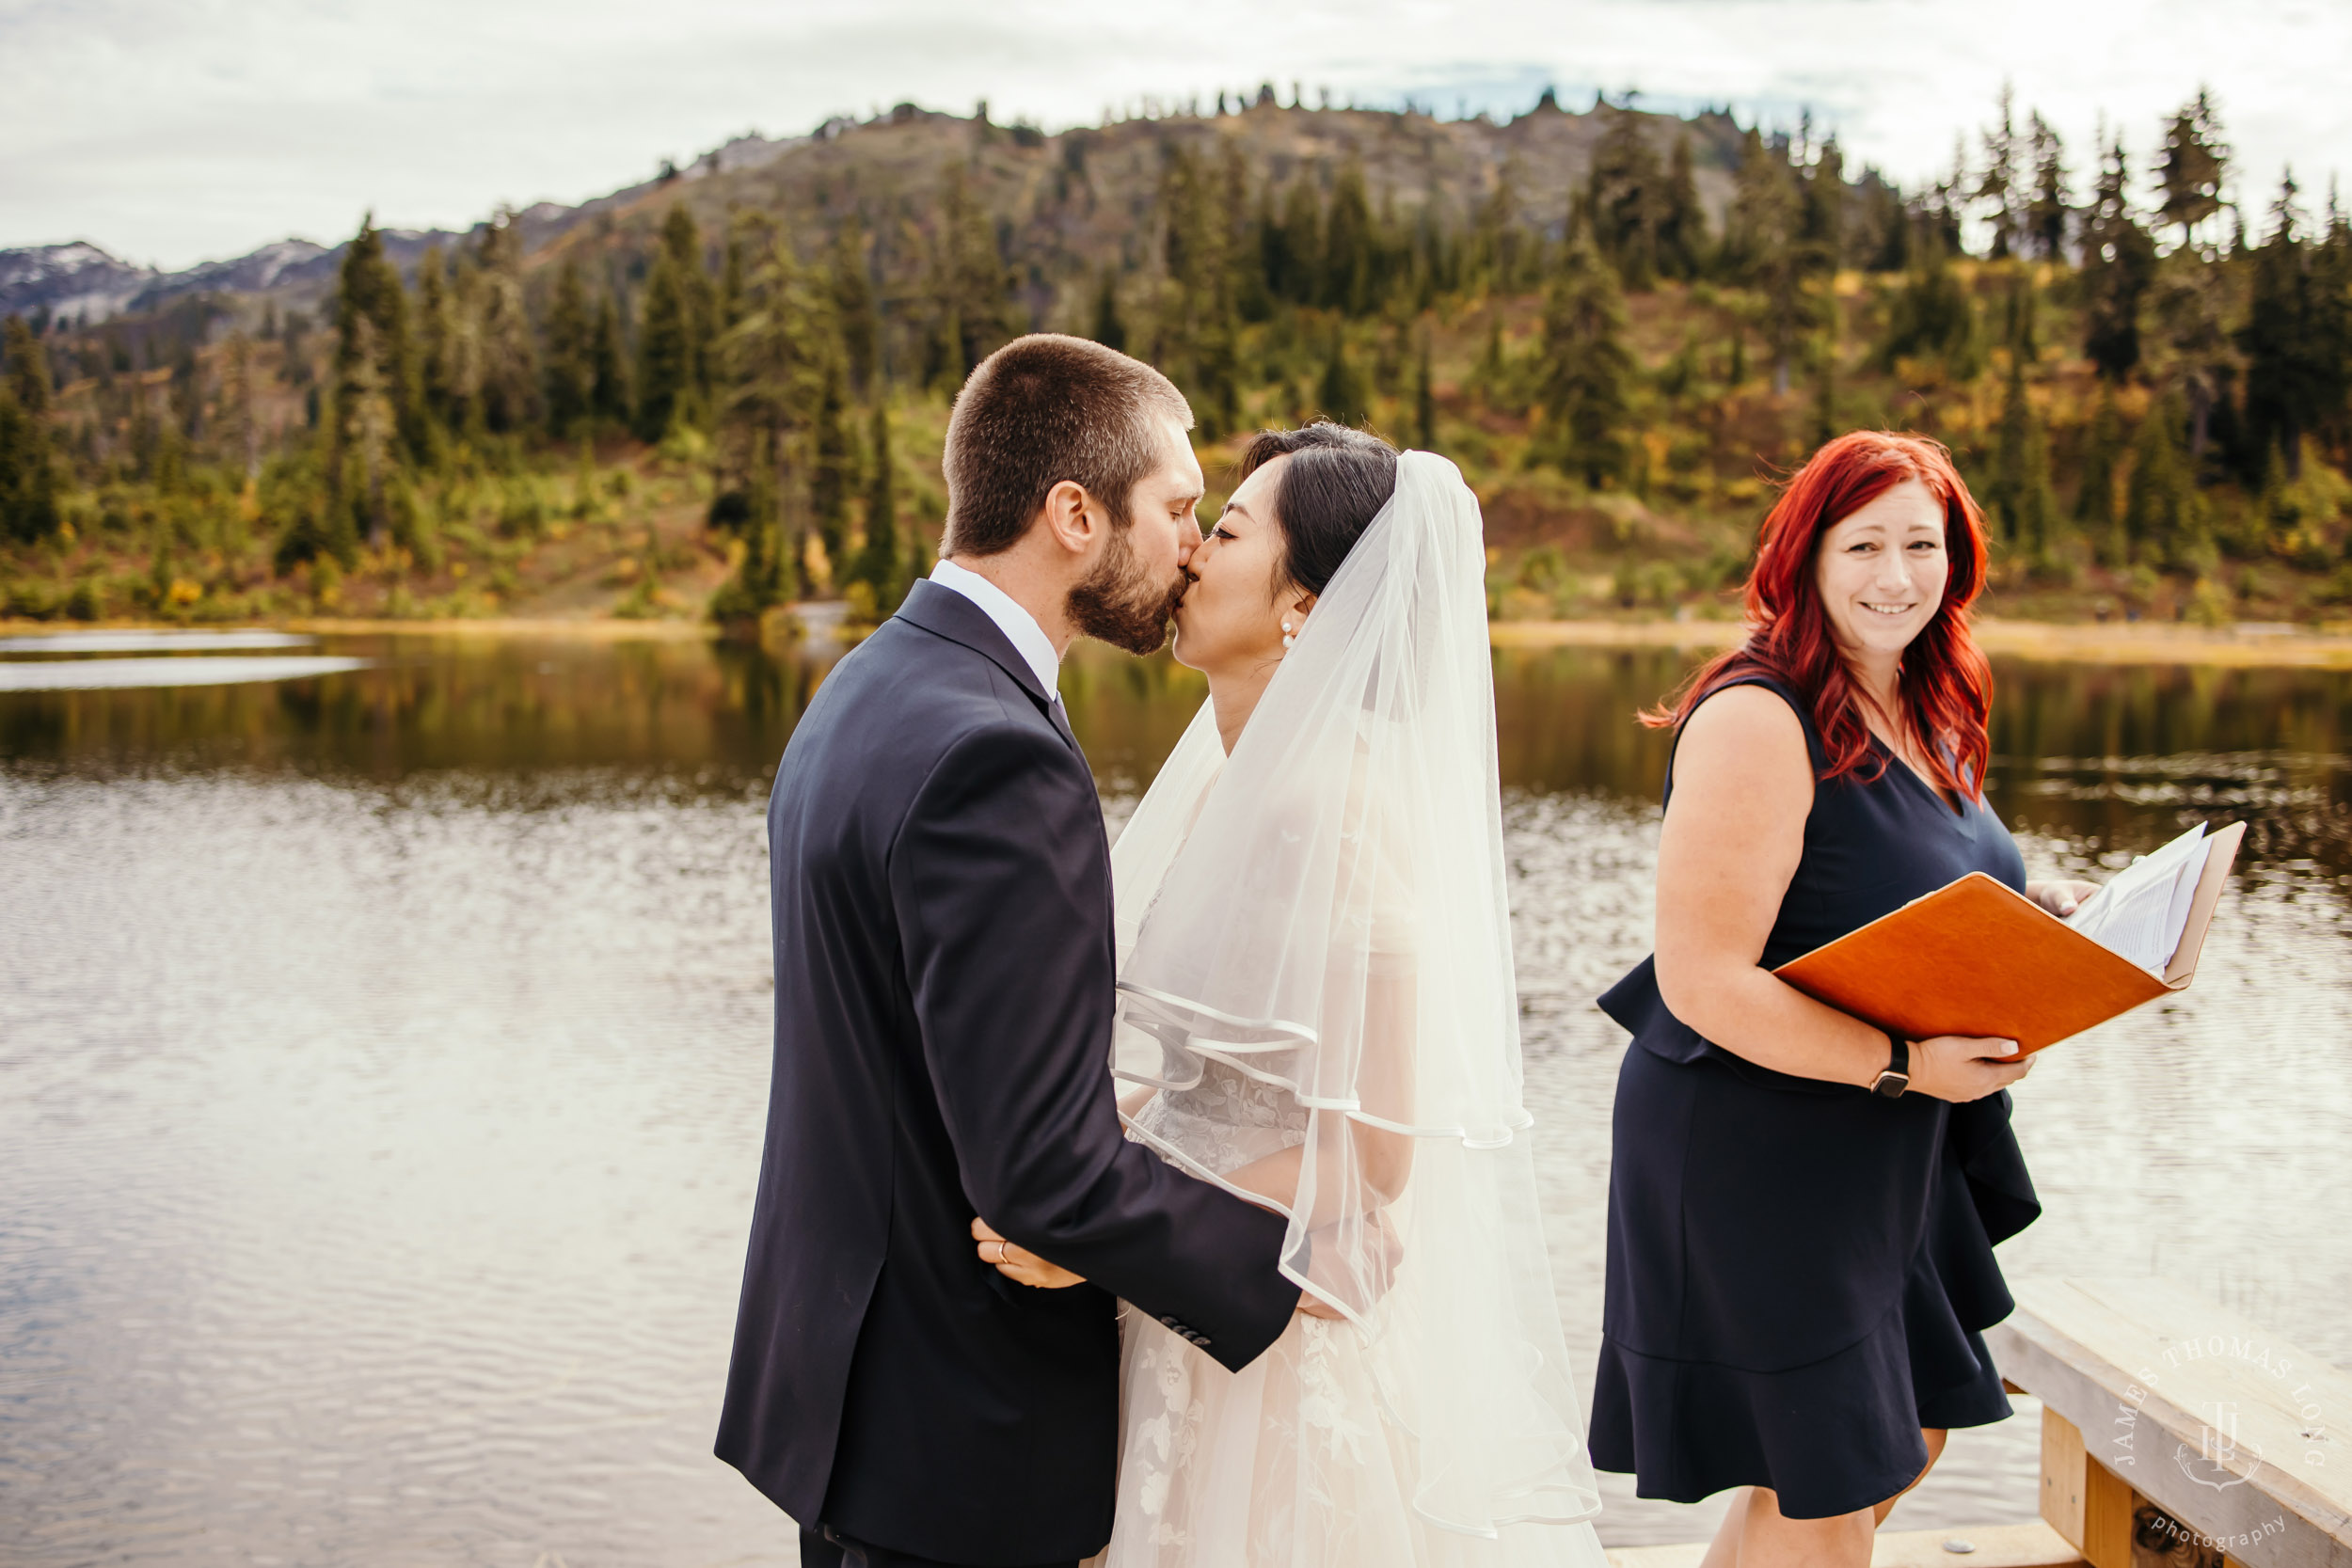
1989,356 -> 2058,558
2122,390 -> 2208,563
2080,133 -> 2156,379
2157,90 -> 2229,251
1587,102 -> 1667,290
2238,172 -> 2342,478
1272,179 -> 1323,304
415,245 -> 464,433
1413,327 -> 1437,451
1315,325 -> 1371,426
474,214 -> 538,434
1660,135 -> 1707,278
849,401 -> 912,607
325,216 -> 414,550
1535,238 -> 1635,486
1726,130 -> 1820,393
635,205 -> 707,439
1089,266 -> 1128,351
1976,83 -> 2025,259
809,353 -> 853,573
2025,112 -> 2071,261
589,291 -> 630,427
710,219 -> 821,618
2150,255 -> 2233,461
833,222 -> 880,394
543,257 -> 595,437
0,314 -> 62,542
2075,383 -> 2127,557
930,165 -> 1020,383
1322,164 -> 1375,314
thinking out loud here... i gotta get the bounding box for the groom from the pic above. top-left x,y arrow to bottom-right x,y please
717,335 -> 1302,1567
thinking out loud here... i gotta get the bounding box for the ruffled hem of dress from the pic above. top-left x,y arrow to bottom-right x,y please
1588,1240 -> 2015,1518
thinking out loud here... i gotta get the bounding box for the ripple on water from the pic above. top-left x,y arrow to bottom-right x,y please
4,761 -> 2349,1559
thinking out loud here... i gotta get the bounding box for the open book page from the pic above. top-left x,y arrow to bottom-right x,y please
2062,823 -> 2213,974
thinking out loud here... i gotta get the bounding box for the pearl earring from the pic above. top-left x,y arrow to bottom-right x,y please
1280,619 -> 1296,650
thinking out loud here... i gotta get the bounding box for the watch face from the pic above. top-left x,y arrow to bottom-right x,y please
1872,1071 -> 1909,1099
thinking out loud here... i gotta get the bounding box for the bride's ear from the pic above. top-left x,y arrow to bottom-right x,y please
1289,591 -> 1317,621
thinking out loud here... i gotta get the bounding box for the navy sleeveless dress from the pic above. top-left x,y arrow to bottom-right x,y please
1588,673 -> 2042,1520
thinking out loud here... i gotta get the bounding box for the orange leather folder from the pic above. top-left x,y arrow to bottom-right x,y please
1772,821 -> 2245,1056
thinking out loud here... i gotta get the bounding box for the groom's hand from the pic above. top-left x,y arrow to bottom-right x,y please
971,1217 -> 1086,1289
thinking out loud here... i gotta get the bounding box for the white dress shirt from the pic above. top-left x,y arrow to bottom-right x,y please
928,558 -> 1061,703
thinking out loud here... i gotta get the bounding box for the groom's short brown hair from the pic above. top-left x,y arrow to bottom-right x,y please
940,334 -> 1194,558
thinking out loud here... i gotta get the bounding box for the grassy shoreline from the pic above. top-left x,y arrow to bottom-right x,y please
11,610 -> 2352,668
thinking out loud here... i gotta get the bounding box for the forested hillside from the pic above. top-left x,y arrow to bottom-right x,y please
2,86 -> 2348,629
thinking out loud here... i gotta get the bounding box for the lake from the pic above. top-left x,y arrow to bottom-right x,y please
3,626 -> 2348,1561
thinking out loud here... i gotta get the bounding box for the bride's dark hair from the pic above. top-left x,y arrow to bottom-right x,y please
1235,423 -> 1399,596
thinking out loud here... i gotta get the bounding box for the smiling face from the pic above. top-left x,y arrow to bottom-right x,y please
1811,477 -> 1950,664
1169,453 -> 1307,676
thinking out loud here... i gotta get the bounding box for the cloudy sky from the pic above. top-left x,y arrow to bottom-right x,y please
5,0 -> 2346,271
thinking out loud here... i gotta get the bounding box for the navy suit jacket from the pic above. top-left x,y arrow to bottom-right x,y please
715,580 -> 1298,1564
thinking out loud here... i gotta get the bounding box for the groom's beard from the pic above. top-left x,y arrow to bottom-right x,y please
1066,525 -> 1187,657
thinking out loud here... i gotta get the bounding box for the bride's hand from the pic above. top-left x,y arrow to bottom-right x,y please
971,1217 -> 1086,1289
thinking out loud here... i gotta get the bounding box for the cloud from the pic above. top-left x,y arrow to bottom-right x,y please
4,0 -> 2346,269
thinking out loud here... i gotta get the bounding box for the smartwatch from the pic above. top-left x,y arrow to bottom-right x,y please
1870,1033 -> 1911,1099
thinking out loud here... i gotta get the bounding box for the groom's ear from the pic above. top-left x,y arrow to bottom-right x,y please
1036,479 -> 1104,559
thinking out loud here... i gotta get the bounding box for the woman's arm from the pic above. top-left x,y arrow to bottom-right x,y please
1654,686 -> 2032,1101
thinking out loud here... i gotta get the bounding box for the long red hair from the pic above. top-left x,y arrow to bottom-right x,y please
1645,431 -> 1994,800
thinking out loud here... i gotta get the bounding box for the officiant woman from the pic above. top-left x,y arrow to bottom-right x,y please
1589,431 -> 2096,1568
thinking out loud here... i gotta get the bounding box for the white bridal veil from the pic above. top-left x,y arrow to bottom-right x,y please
1109,451 -> 1603,1537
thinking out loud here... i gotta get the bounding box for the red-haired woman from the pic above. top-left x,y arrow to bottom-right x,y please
1589,432 -> 2094,1567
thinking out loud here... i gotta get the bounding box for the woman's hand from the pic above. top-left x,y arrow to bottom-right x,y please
2026,879 -> 2100,917
1905,1034 -> 2036,1101
971,1217 -> 1086,1289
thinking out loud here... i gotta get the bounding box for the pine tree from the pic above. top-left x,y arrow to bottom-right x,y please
1587,101 -> 1666,290
2081,134 -> 2157,378
849,401 -> 911,608
2157,90 -> 2229,251
1089,266 -> 1128,351
474,214 -> 538,434
833,223 -> 881,394
1660,135 -> 1707,278
1990,356 -> 2058,558
636,205 -> 708,439
2238,172 -> 2339,479
1315,325 -> 1371,426
1322,164 -> 1374,314
2024,113 -> 2071,261
809,353 -> 852,573
2075,384 -> 2127,559
543,257 -> 595,437
1976,83 -> 2026,259
1726,130 -> 1819,394
326,216 -> 413,550
590,290 -> 629,427
710,219 -> 820,618
2122,391 -> 2208,564
1413,327 -> 1437,451
1535,238 -> 1635,486
931,166 -> 1019,382
0,314 -> 62,542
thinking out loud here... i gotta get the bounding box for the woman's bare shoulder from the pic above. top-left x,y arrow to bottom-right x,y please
1677,682 -> 1809,763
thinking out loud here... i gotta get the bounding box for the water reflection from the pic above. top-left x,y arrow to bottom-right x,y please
3,629 -> 2348,1561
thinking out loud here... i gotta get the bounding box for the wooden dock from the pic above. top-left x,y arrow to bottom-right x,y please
1607,1278 -> 2350,1568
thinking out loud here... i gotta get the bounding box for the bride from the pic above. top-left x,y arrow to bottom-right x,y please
978,424 -> 1610,1566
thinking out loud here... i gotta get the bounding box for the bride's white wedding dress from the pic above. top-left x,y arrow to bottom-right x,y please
1092,453 -> 1609,1567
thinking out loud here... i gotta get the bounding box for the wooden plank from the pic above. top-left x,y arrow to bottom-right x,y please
2083,1456 -> 2134,1568
1987,1278 -> 2352,1568
1601,1522 -> 2084,1567
2045,1406 -> 2089,1548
